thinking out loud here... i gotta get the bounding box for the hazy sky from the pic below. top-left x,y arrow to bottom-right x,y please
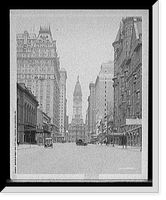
13,10 -> 146,123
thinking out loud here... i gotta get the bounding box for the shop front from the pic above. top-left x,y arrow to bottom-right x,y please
24,126 -> 37,144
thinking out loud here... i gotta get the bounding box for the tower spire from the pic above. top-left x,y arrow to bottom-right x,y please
77,75 -> 79,82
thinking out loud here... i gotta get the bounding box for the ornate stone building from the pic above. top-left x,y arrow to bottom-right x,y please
17,83 -> 39,144
17,26 -> 60,139
68,76 -> 85,142
112,17 -> 142,147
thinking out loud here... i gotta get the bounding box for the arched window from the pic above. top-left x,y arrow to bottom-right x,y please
31,108 -> 33,125
24,103 -> 27,122
32,108 -> 35,125
27,104 -> 29,123
29,106 -> 31,124
30,106 -> 32,124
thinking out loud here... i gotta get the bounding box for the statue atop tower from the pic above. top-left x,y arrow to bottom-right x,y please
73,75 -> 82,97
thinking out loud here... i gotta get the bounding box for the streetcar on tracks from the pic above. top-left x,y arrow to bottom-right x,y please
44,138 -> 53,148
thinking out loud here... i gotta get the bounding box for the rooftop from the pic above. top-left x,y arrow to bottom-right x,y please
39,25 -> 52,34
17,83 -> 38,105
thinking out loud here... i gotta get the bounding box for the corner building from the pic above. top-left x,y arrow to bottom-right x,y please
112,17 -> 142,147
17,26 -> 60,139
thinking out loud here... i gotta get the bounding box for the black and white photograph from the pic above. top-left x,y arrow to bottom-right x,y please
5,3 -> 160,193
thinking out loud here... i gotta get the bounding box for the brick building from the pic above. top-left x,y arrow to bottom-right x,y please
112,17 -> 142,147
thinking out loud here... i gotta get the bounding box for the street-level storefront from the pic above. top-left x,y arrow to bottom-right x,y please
96,131 -> 107,143
56,136 -> 64,142
24,125 -> 37,144
122,119 -> 142,147
107,133 -> 124,145
36,128 -> 43,145
17,83 -> 39,144
125,126 -> 142,147
36,128 -> 51,145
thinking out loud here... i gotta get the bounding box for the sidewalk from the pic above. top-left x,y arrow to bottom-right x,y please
108,144 -> 142,152
17,144 -> 42,150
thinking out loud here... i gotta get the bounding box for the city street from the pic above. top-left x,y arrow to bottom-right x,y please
17,143 -> 141,174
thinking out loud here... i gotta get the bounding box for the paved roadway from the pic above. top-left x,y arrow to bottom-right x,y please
17,143 -> 141,174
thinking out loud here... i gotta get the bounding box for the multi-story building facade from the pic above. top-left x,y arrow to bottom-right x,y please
95,62 -> 114,136
89,82 -> 96,134
59,68 -> 67,140
112,17 -> 142,147
87,82 -> 96,141
65,115 -> 69,141
68,76 -> 85,142
85,109 -> 90,142
17,83 -> 39,144
17,26 -> 60,138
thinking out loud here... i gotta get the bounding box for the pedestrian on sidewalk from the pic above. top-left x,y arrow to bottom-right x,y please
123,134 -> 127,149
122,134 -> 124,148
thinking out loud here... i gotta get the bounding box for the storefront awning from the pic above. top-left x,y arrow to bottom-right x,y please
24,128 -> 37,132
43,129 -> 51,134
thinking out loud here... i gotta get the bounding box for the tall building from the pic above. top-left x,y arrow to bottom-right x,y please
85,109 -> 90,142
95,61 -> 114,135
112,17 -> 142,146
65,115 -> 69,141
87,82 -> 96,139
17,26 -> 60,138
59,68 -> 67,140
68,76 -> 85,142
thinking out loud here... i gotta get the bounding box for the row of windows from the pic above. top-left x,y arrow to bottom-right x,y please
17,59 -> 55,66
24,104 -> 36,125
17,51 -> 56,58
17,67 -> 54,73
17,74 -> 54,79
125,26 -> 133,37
